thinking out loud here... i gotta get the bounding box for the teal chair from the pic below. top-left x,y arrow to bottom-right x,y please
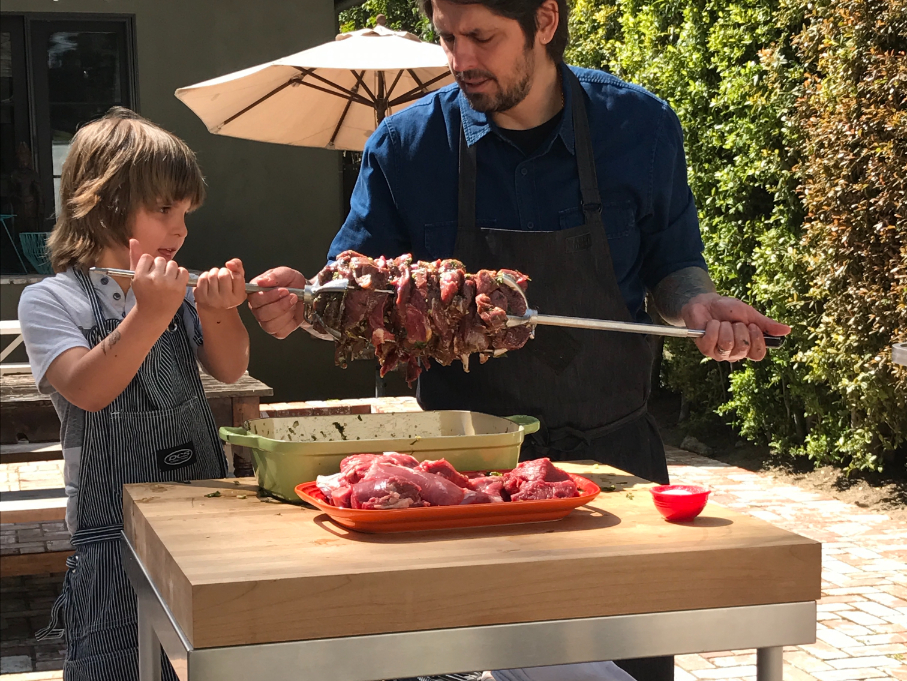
0,213 -> 29,273
19,232 -> 54,275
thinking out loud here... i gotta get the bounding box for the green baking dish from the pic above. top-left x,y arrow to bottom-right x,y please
219,411 -> 540,502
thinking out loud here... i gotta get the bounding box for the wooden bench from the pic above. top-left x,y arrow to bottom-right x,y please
1,440 -> 63,464
1,371 -> 272,473
0,372 -> 272,540
0,487 -> 67,524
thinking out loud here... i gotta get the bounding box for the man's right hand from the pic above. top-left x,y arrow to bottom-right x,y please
130,239 -> 189,326
247,267 -> 307,339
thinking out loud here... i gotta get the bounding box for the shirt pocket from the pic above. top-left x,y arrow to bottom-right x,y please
424,219 -> 497,258
558,202 -> 636,238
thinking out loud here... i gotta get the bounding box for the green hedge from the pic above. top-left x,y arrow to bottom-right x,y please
569,0 -> 906,471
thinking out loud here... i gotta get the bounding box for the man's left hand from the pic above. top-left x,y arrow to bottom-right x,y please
681,293 -> 791,362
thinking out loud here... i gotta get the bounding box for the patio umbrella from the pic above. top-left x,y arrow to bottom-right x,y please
174,20 -> 454,152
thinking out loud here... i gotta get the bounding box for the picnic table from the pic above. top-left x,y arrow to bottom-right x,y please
122,460 -> 821,681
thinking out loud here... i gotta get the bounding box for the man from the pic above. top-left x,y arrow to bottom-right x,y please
249,0 -> 790,677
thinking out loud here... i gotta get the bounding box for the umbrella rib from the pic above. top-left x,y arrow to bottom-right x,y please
349,70 -> 378,104
407,69 -> 428,93
296,79 -> 373,106
219,79 -> 299,128
329,80 -> 360,148
385,69 -> 405,100
388,72 -> 452,107
293,66 -> 376,105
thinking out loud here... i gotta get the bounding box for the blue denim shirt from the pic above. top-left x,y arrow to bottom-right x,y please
328,64 -> 707,321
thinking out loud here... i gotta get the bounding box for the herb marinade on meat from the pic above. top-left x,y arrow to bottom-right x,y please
308,251 -> 533,383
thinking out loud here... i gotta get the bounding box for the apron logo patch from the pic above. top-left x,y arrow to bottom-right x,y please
157,442 -> 197,471
566,232 -> 593,253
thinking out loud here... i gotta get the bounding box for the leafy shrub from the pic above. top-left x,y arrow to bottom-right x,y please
569,0 -> 906,471
790,0 -> 907,470
339,0 -> 435,39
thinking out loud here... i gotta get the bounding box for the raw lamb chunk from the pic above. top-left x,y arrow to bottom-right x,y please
351,477 -> 422,510
340,453 -> 419,483
461,490 -> 504,504
502,458 -> 571,496
316,472 -> 353,508
417,459 -> 472,488
364,462 -> 466,506
467,475 -> 506,499
510,479 -> 578,501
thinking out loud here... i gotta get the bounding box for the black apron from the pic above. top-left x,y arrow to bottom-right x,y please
38,269 -> 228,681
418,70 -> 669,485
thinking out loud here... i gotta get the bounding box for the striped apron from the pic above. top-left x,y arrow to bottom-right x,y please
38,268 -> 228,681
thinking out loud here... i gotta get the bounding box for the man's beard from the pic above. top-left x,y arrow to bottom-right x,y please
455,50 -> 534,113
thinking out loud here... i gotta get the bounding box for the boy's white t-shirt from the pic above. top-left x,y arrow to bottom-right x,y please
17,268 -> 204,535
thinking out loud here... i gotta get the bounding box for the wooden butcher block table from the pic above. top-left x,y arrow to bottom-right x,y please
122,461 -> 821,681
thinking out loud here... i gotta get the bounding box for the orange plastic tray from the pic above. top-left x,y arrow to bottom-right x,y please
294,472 -> 601,533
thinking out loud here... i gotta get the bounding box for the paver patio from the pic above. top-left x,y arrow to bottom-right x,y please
1,397 -> 904,680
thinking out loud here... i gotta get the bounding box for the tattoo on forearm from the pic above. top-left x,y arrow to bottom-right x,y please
102,329 -> 122,356
653,267 -> 717,325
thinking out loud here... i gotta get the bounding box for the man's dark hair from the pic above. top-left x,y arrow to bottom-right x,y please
418,0 -> 569,63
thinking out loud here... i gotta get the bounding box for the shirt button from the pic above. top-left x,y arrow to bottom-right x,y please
113,292 -> 121,301
521,168 -> 528,176
100,277 -> 109,285
527,222 -> 534,229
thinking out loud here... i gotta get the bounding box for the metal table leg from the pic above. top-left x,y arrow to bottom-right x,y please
757,647 -> 783,681
138,595 -> 162,681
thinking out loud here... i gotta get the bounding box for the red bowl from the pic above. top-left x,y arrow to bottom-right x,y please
650,484 -> 710,522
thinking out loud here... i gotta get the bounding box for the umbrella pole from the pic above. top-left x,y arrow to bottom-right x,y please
376,71 -> 387,124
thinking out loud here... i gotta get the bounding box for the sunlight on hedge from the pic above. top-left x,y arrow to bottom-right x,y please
569,0 -> 906,472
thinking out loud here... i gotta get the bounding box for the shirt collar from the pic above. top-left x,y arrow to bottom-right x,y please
459,62 -> 577,156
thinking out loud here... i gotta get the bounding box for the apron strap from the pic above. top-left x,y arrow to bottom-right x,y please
457,123 -> 478,239
530,402 -> 648,454
565,69 -> 605,226
70,525 -> 124,546
456,68 -> 606,238
73,267 -> 109,331
35,553 -> 78,640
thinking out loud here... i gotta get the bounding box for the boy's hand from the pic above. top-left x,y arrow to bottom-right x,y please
129,239 -> 190,324
196,259 -> 246,311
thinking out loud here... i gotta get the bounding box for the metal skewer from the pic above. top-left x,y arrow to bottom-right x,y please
497,272 -> 784,348
506,311 -> 784,348
89,267 -> 380,305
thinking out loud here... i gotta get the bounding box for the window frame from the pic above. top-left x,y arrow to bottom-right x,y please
0,12 -> 137,230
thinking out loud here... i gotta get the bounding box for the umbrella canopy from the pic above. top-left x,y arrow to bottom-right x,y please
175,24 -> 454,151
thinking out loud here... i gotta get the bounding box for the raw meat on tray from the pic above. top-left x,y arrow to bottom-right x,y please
315,454 -> 579,510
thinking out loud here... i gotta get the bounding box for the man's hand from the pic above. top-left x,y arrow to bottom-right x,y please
129,239 -> 189,326
681,292 -> 791,362
196,259 -> 246,311
247,267 -> 307,339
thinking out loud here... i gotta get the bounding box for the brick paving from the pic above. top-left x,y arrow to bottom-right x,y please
1,397 -> 904,679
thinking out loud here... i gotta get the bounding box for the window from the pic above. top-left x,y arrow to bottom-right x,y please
0,14 -> 135,275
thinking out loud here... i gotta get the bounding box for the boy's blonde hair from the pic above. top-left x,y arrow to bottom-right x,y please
48,107 -> 205,272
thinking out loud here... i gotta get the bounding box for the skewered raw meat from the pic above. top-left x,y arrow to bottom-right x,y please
315,455 -> 579,509
308,251 -> 532,384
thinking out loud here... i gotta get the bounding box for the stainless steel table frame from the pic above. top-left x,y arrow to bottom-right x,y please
123,536 -> 816,681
